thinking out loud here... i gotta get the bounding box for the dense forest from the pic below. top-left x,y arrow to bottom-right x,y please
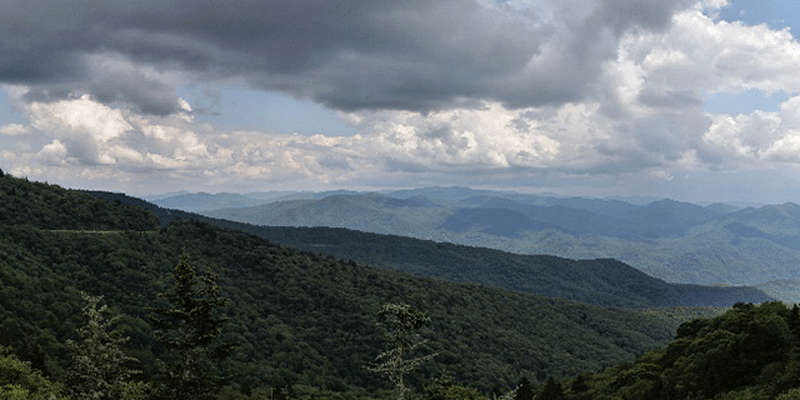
1,171 -> 799,399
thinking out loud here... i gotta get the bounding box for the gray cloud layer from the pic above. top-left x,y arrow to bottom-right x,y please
2,0 -> 695,114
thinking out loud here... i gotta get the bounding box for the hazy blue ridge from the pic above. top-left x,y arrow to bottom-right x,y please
149,192 -> 272,212
198,189 -> 800,288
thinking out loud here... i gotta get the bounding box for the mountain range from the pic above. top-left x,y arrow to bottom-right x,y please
167,188 -> 800,293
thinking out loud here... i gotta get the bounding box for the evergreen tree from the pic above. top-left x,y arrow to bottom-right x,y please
368,303 -> 435,400
67,293 -> 147,400
514,377 -> 534,400
538,377 -> 565,400
150,251 -> 234,400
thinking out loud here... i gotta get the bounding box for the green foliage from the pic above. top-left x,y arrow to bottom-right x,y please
149,251 -> 234,400
513,377 -> 534,400
18,175 -> 800,399
0,347 -> 64,400
423,369 -> 484,400
0,215 -> 722,393
368,303 -> 435,400
777,388 -> 800,400
0,172 -> 159,231
538,377 -> 565,400
67,293 -> 146,400
559,302 -> 800,400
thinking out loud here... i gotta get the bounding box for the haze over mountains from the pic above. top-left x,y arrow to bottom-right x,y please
147,187 -> 800,301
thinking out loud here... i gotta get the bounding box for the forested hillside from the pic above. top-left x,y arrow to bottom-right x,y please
0,171 -> 158,231
240,226 -> 774,308
0,172 -> 725,399
88,191 -> 774,309
552,302 -> 800,400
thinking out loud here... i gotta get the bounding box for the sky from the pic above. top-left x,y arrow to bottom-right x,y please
3,0 -> 800,203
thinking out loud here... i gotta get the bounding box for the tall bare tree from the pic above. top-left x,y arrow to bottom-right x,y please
368,303 -> 435,400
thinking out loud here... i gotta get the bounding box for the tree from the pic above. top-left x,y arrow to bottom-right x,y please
67,292 -> 147,400
514,377 -> 534,400
0,346 -> 64,400
149,251 -> 234,400
368,303 -> 435,400
423,368 -> 483,400
539,377 -> 564,400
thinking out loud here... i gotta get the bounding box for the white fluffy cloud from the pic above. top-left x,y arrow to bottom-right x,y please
22,93 -> 206,168
0,123 -> 33,136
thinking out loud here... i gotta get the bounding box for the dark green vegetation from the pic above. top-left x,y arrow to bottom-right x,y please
0,346 -> 65,399
554,302 -> 800,400
0,172 -> 158,231
67,293 -> 146,400
232,226 -> 774,308
1,172 -> 728,398
200,188 -> 800,287
150,252 -> 234,400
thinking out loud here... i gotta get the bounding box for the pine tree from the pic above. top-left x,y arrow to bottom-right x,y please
539,377 -> 565,400
67,293 -> 147,400
368,303 -> 435,400
514,377 -> 534,400
149,251 -> 234,400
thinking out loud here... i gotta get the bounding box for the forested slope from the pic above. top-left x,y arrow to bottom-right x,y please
0,172 -> 723,395
241,226 -> 773,308
0,171 -> 158,231
554,302 -> 800,400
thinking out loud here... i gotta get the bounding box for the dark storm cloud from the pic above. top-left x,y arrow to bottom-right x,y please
2,0 -> 696,113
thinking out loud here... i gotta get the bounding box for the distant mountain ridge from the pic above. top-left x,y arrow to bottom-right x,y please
151,192 -> 271,212
196,187 -> 800,286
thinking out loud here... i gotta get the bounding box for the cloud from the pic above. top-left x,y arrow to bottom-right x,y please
586,4 -> 800,172
703,96 -> 800,164
1,0 -> 697,114
326,4 -> 800,180
0,123 -> 34,136
19,53 -> 186,116
11,90 -> 207,170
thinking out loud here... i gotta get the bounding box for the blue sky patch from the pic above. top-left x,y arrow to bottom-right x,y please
704,88 -> 794,115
